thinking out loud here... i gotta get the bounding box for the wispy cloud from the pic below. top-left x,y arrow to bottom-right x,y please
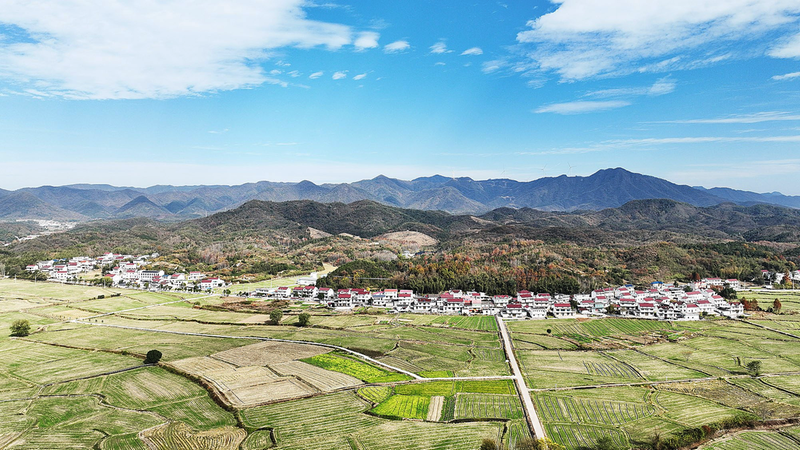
430,41 -> 450,54
659,111 -> 800,124
769,32 -> 800,59
352,73 -> 367,80
586,77 -> 676,98
514,0 -> 800,81
461,47 -> 483,56
332,71 -> 348,80
773,71 -> 800,81
208,128 -> 229,134
535,100 -> 631,114
309,71 -> 324,79
482,60 -> 505,74
0,0 -> 379,99
384,40 -> 410,53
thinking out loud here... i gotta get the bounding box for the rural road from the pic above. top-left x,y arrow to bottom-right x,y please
497,317 -> 546,439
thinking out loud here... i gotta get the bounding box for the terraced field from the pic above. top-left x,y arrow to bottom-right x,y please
453,393 -> 523,420
534,394 -> 655,425
140,422 -> 246,450
372,394 -> 430,419
702,430 -> 800,449
6,279 -> 800,450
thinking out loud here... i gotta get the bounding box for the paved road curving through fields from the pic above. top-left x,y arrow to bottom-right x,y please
497,317 -> 546,439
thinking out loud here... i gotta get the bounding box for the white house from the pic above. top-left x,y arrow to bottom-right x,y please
200,278 -> 225,290
552,303 -> 575,318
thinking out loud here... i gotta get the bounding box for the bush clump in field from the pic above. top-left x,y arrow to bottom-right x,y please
480,438 -> 500,450
144,349 -> 163,364
10,319 -> 31,337
270,309 -> 283,325
746,360 -> 761,377
298,312 -> 311,327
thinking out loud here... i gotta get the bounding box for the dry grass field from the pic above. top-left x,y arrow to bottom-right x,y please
211,341 -> 330,366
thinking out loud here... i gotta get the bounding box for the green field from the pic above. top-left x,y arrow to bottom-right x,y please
702,430 -> 800,449
4,280 -> 800,449
510,315 -> 800,450
303,352 -> 412,383
372,394 -> 430,419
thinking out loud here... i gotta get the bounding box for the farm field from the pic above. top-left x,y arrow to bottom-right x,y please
701,429 -> 800,449
4,279 -> 800,449
509,315 -> 800,450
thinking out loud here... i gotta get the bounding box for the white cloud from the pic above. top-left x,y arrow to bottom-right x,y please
0,0 -> 379,99
430,41 -> 450,54
773,71 -> 800,80
516,0 -> 800,81
332,71 -> 347,80
287,70 -> 301,77
353,73 -> 367,80
587,77 -> 676,98
660,111 -> 800,124
434,62 -> 446,66
384,40 -> 410,53
769,32 -> 800,58
535,100 -> 631,114
309,71 -> 324,79
354,31 -> 380,50
482,60 -> 506,73
461,47 -> 483,56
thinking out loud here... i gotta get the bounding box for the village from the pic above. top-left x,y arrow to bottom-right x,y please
25,252 -> 800,322
250,281 -> 748,321
25,252 -> 226,291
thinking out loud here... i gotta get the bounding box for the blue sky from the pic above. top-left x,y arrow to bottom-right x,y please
1,1 -> 800,194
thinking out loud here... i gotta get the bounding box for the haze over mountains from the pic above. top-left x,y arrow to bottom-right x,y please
1,168 -> 799,221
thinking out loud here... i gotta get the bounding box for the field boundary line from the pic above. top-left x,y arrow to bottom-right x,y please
740,319 -> 800,340
630,348 -> 715,377
80,293 -> 217,320
68,319 -> 423,380
497,317 -> 546,439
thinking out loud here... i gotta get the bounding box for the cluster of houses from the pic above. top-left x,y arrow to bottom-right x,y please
25,252 -> 227,291
250,279 -> 746,321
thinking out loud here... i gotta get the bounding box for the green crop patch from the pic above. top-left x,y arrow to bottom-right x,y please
371,395 -> 430,420
358,385 -> 393,404
395,381 -> 455,397
302,352 -> 412,383
454,394 -> 522,420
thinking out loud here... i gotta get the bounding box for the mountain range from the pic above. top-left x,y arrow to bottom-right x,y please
2,168 -> 800,221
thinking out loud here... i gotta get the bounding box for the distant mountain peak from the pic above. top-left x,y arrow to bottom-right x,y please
4,168 -> 798,221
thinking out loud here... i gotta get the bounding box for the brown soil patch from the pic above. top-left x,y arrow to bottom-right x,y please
374,231 -> 438,246
427,396 -> 444,421
211,341 -> 330,367
201,299 -> 289,314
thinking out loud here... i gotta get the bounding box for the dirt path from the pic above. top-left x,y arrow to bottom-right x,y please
427,396 -> 444,421
497,317 -> 546,439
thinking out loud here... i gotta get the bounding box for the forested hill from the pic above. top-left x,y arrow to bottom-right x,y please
4,198 -> 800,259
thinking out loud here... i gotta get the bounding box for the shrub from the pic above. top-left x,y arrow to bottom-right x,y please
298,312 -> 311,327
269,309 -> 283,325
9,319 -> 31,337
144,349 -> 163,364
